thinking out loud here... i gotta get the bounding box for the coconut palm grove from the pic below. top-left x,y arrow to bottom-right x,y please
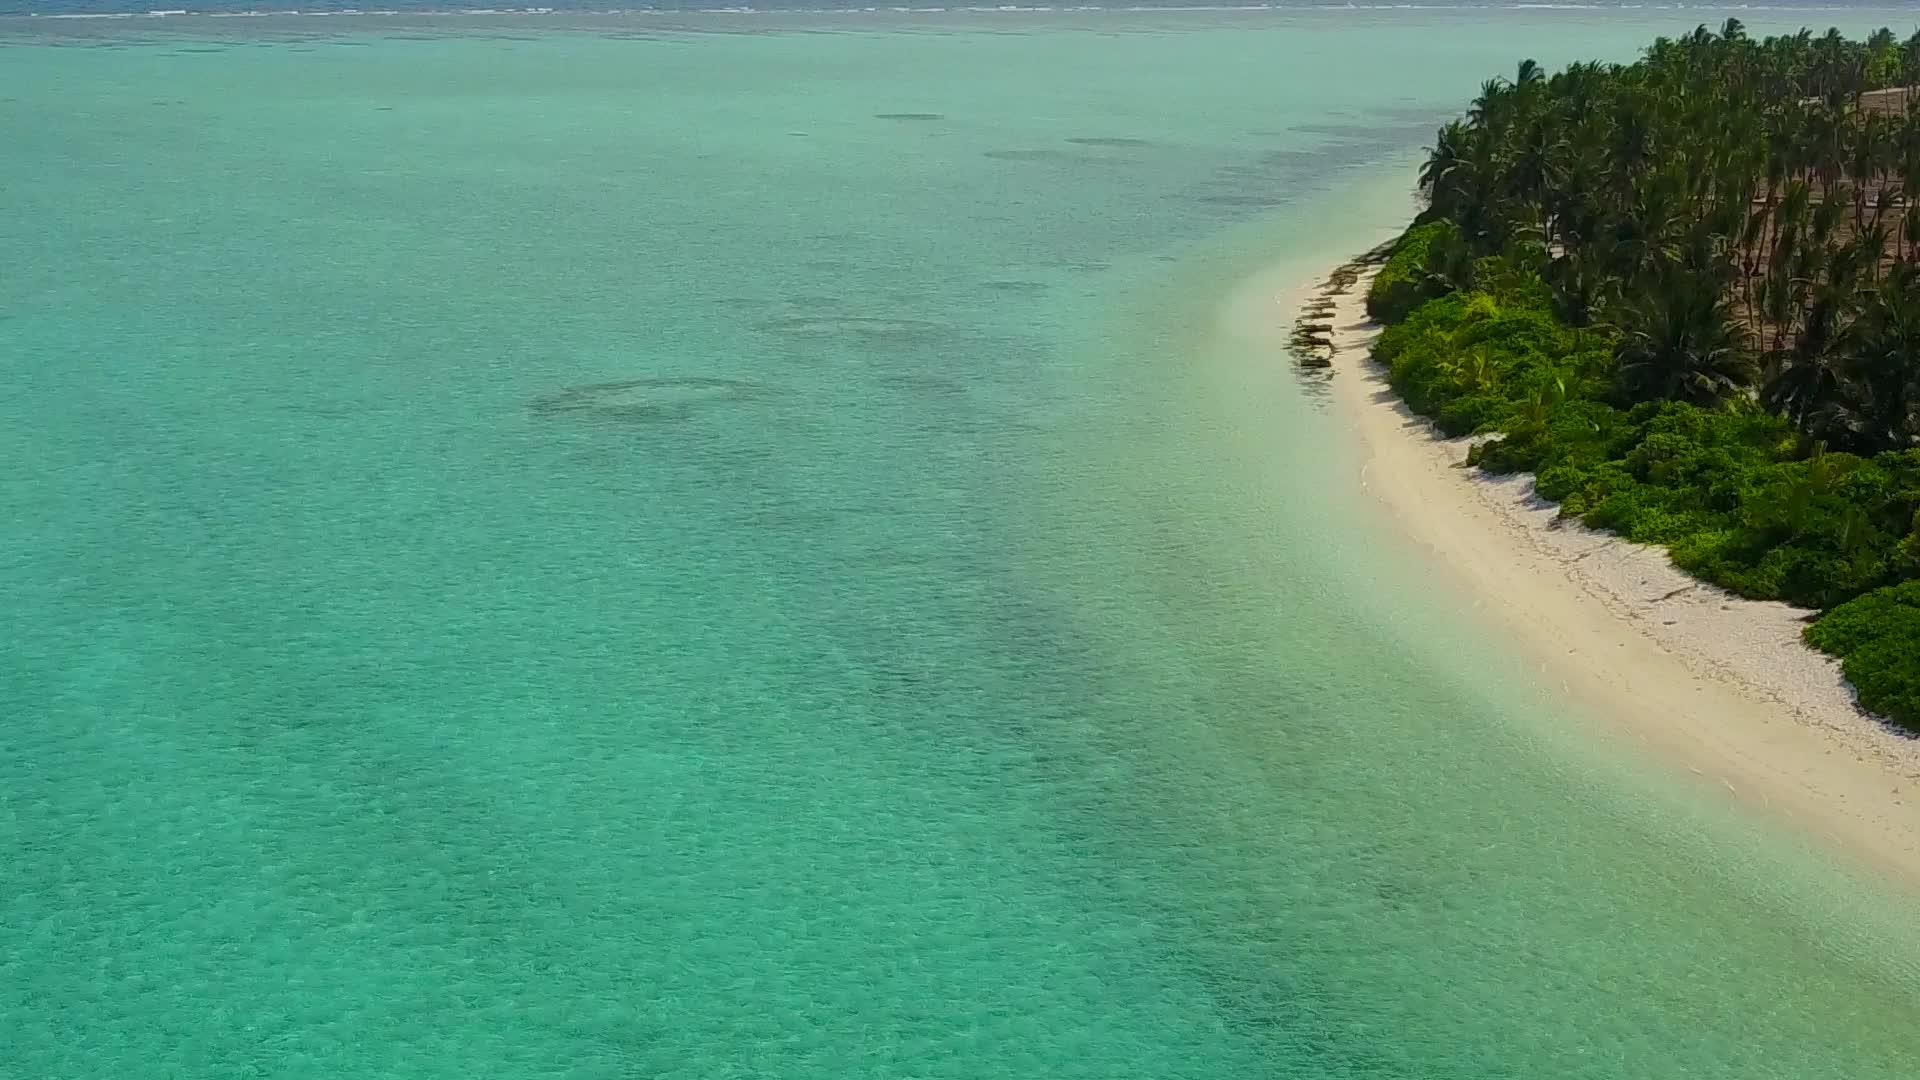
1368,21 -> 1920,727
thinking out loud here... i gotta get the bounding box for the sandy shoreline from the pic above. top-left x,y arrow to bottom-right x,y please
1287,258 -> 1920,886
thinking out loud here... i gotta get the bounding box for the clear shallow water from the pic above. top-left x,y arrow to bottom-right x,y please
5,11 -> 1920,1079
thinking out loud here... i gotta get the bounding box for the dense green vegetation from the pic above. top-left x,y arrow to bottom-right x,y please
1364,221 -> 1451,323
1379,22 -> 1920,729
1806,582 -> 1920,721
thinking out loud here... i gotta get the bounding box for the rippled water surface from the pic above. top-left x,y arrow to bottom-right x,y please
6,11 -> 1920,1078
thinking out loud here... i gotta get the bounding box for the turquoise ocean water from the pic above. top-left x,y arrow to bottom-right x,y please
6,10 -> 1920,1077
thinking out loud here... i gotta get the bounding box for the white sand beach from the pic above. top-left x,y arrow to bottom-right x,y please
1288,260 -> 1920,885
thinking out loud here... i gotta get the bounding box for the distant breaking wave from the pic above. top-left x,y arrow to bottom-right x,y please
5,1 -> 1908,19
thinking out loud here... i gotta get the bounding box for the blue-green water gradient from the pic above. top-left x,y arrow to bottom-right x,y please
5,12 -> 1920,1078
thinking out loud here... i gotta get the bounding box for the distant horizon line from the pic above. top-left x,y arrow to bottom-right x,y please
8,1 -> 1918,19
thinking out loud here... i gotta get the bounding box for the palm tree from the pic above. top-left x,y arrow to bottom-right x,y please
1836,268 -> 1920,450
1616,268 -> 1757,405
1903,30 -> 1920,111
1867,28 -> 1900,89
1763,290 -> 1852,433
1849,112 -> 1886,232
1505,117 -> 1560,230
1419,121 -> 1474,212
1421,226 -> 1480,295
1546,248 -> 1607,328
1468,78 -> 1510,132
1606,94 -> 1656,191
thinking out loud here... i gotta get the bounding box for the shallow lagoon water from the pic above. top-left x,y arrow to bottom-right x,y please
5,11 -> 1920,1077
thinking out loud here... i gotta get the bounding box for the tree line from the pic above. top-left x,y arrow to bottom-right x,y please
1367,21 -> 1920,726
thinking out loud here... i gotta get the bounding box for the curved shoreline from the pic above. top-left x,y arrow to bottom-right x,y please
1296,260 -> 1920,887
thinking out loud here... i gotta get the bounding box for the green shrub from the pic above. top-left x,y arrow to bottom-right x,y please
1668,526 -> 1744,577
1369,279 -> 1920,712
1366,222 -> 1455,324
1436,394 -> 1503,437
1806,582 -> 1920,730
1535,461 -> 1592,503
